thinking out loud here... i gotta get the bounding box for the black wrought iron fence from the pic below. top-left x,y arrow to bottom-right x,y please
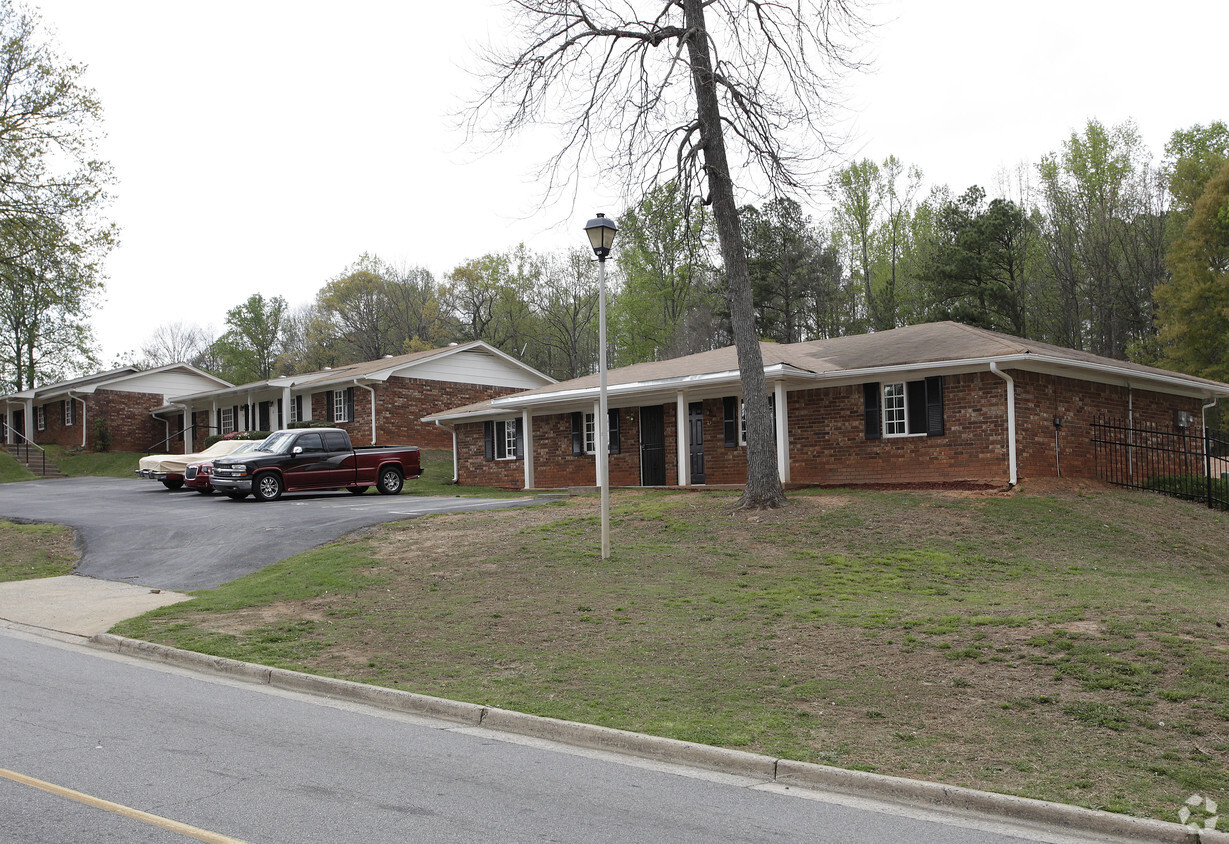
1091,419 -> 1229,510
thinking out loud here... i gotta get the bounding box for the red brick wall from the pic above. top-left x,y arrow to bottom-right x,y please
450,370 -> 1210,490
1012,370 -> 1202,480
36,390 -> 172,453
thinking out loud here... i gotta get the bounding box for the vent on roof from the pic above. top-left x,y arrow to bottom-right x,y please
383,355 -> 393,359
449,342 -> 458,347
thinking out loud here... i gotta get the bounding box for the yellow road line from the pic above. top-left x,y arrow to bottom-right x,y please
0,767 -> 250,843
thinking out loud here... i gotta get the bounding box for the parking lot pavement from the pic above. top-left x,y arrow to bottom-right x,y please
0,477 -> 548,591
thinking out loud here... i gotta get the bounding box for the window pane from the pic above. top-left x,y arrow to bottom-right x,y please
883,383 -> 907,435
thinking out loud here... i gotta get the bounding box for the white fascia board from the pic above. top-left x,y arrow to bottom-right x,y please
369,341 -> 557,386
426,363 -> 809,423
800,354 -> 1229,398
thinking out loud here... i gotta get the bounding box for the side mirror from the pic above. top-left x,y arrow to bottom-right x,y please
292,446 -> 303,455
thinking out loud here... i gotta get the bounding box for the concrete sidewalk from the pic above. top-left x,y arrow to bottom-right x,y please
0,575 -> 192,636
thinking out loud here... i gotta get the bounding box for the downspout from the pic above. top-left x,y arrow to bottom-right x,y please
434,420 -> 459,483
1203,396 -> 1219,482
989,363 -> 1018,487
68,391 -> 87,449
355,380 -> 376,445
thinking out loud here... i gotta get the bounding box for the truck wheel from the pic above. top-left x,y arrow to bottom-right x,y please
161,479 -> 183,490
254,472 -> 283,502
347,486 -> 369,495
376,467 -> 403,495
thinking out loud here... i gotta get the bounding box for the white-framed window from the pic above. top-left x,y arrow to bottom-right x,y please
485,418 -> 520,460
333,389 -> 353,423
35,405 -> 45,431
583,413 -> 598,454
503,420 -> 519,458
288,395 -> 299,424
220,407 -> 234,435
882,382 -> 908,436
63,400 -> 75,427
737,396 -> 776,446
864,378 -> 944,440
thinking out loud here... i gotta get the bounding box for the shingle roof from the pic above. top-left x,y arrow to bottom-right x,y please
424,322 -> 1229,422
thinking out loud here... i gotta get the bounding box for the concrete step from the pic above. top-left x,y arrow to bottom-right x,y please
3,445 -> 68,478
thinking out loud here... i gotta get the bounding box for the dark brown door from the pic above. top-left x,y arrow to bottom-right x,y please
688,402 -> 705,484
640,405 -> 666,486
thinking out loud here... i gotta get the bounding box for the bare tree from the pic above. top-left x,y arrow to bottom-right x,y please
469,0 -> 866,509
139,321 -> 213,368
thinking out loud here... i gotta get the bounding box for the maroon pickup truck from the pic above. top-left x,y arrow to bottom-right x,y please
208,428 -> 421,501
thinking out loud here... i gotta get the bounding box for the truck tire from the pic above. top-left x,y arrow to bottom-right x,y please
376,466 -> 403,495
253,472 -> 283,502
347,486 -> 369,495
161,479 -> 183,490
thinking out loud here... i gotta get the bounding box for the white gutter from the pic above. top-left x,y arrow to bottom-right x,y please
68,391 -> 88,449
988,363 -> 1017,486
355,380 -> 377,445
434,420 -> 459,483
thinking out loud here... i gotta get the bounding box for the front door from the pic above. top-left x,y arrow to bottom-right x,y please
640,405 -> 666,486
688,402 -> 705,484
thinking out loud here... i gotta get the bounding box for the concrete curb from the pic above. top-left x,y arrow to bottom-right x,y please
89,633 -> 1223,844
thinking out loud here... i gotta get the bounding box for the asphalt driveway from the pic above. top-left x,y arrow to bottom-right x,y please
0,477 -> 548,591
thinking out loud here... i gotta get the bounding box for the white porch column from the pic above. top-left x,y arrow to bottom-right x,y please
282,387 -> 292,429
183,405 -> 195,452
774,382 -> 790,483
522,409 -> 534,490
23,399 -> 32,441
676,393 -> 689,486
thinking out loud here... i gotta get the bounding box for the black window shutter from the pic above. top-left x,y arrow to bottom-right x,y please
722,397 -> 738,447
608,409 -> 621,454
216,408 -> 221,432
514,419 -> 524,460
906,380 -> 927,434
863,383 -> 882,440
483,421 -> 494,461
925,376 -> 945,436
571,412 -> 584,456
346,388 -> 355,422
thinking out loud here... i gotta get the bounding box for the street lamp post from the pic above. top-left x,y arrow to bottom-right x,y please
584,212 -> 617,559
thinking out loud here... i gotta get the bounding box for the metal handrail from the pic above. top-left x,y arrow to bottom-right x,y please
144,424 -> 201,454
2,420 -> 47,476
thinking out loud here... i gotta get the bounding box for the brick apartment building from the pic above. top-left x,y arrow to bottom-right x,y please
423,322 -> 1229,490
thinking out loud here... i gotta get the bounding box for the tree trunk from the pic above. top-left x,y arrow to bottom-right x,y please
683,0 -> 786,510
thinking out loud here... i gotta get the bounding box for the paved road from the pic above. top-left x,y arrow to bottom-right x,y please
0,477 -> 545,591
2,627 -> 1098,844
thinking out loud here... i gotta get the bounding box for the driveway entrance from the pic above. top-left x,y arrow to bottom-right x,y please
0,478 -> 546,591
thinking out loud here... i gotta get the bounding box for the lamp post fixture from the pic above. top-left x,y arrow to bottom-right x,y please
584,212 -> 617,559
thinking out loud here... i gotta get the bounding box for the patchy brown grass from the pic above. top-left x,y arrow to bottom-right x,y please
114,484 -> 1229,822
0,520 -> 77,581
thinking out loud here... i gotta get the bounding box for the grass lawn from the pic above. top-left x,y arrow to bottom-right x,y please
110,480 -> 1229,823
0,449 -> 36,483
42,445 -> 144,478
0,520 -> 77,581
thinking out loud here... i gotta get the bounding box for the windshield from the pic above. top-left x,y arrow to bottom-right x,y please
255,432 -> 298,454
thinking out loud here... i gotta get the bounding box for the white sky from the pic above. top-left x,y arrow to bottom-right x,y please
30,0 -> 1226,363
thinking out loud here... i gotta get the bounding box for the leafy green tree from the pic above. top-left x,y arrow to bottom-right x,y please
741,197 -> 830,343
0,216 -> 103,391
1164,121 -> 1229,220
314,259 -> 399,363
0,2 -> 115,391
446,246 -> 540,362
532,249 -> 599,380
919,187 -> 1035,336
612,182 -> 718,364
212,293 -> 288,383
827,158 -> 880,331
1155,160 -> 1229,381
1036,119 -> 1166,358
